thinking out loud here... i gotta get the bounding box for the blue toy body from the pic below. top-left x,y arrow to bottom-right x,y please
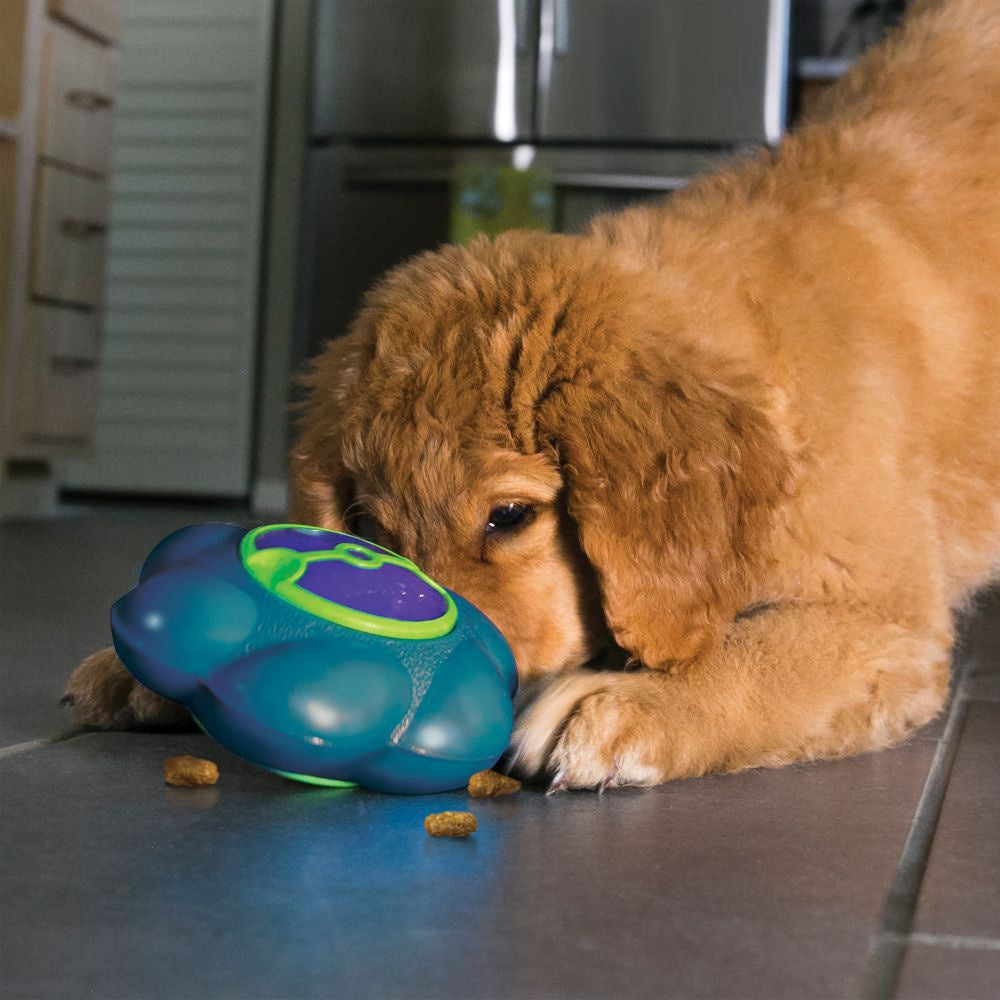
111,523 -> 517,794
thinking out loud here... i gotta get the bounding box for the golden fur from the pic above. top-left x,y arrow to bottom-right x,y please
65,0 -> 1000,789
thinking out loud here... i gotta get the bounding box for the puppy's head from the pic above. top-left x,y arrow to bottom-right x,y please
293,231 -> 790,677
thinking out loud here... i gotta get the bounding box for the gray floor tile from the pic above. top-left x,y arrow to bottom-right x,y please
0,503 -> 248,747
960,588 -> 1000,678
896,940 -> 1000,1000
3,504 -> 996,999
1,726 -> 940,1000
910,701 -> 1000,941
959,588 -> 1000,706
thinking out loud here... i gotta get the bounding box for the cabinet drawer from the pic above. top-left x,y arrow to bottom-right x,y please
38,21 -> 117,176
48,0 -> 121,45
21,303 -> 100,442
32,163 -> 109,308
0,0 -> 28,119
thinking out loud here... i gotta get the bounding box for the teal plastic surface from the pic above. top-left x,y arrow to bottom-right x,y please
110,523 -> 517,794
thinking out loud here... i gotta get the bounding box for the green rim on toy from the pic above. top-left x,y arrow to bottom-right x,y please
239,524 -> 457,640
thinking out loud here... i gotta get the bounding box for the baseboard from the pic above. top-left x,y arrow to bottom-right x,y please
0,460 -> 59,520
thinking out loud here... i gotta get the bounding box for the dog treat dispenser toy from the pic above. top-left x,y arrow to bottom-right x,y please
110,523 -> 517,794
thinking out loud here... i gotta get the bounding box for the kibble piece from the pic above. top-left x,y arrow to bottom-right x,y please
467,770 -> 521,798
164,755 -> 219,787
424,811 -> 477,837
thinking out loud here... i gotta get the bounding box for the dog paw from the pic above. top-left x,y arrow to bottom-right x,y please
508,671 -> 671,791
61,646 -> 191,730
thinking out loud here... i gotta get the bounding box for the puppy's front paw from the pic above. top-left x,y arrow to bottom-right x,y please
509,671 -> 672,791
62,646 -> 191,730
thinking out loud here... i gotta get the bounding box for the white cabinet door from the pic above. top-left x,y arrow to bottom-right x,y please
61,0 -> 272,497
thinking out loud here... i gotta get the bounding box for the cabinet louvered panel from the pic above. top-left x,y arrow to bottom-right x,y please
61,0 -> 272,497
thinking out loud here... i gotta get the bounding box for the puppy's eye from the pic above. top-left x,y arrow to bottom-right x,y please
486,503 -> 535,534
350,510 -> 380,543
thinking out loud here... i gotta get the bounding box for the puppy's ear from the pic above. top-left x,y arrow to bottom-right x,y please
537,349 -> 791,667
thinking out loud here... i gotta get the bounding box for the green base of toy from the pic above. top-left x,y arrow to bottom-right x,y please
269,769 -> 358,789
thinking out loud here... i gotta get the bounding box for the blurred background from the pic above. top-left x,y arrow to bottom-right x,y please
0,0 -> 908,522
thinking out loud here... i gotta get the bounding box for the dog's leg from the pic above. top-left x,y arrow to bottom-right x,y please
61,647 -> 191,730
509,604 -> 951,790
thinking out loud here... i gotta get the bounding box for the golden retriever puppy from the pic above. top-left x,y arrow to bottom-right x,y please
65,0 -> 1000,790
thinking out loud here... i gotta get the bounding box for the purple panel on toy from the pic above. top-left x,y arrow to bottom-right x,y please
253,527 -> 392,556
298,561 -> 448,622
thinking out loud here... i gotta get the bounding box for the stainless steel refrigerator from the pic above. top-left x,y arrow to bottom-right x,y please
297,0 -> 792,359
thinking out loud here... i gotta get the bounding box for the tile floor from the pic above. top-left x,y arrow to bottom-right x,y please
1,502 -> 997,1000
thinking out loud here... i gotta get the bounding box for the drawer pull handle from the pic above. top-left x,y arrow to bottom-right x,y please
50,356 -> 98,374
60,218 -> 106,239
65,89 -> 113,112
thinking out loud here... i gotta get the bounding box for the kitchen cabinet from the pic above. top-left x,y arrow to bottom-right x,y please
0,0 -> 119,515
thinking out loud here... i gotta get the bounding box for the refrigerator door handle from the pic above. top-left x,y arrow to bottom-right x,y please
537,0 -> 555,132
764,0 -> 791,144
553,0 -> 569,57
343,167 -> 453,188
342,164 -> 691,194
538,0 -> 569,133
495,0 -> 521,140
552,172 -> 689,192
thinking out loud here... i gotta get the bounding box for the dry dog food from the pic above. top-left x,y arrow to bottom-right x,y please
164,755 -> 219,787
424,811 -> 478,837
467,769 -> 521,797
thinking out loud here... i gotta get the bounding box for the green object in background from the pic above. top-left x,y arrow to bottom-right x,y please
450,165 -> 555,244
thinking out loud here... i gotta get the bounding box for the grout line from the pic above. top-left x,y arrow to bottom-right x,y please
963,672 -> 1000,703
0,739 -> 48,759
886,932 -> 1000,952
0,726 -> 92,762
856,679 -> 972,1000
